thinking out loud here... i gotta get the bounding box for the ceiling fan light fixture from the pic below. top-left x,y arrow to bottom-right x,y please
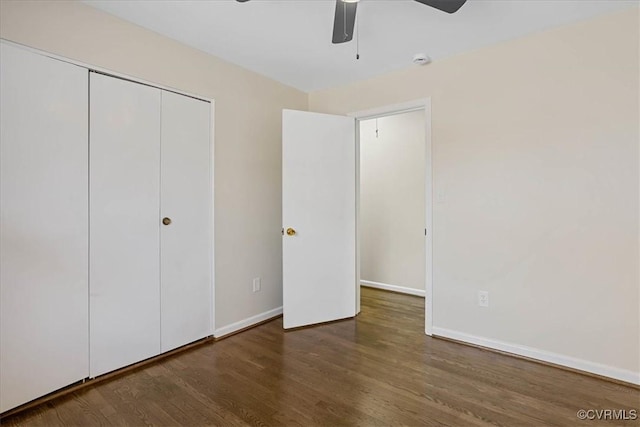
342,0 -> 360,3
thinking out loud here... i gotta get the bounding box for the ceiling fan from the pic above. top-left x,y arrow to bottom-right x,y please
236,0 -> 467,44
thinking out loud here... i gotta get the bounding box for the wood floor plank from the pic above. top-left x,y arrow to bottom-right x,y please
2,287 -> 638,426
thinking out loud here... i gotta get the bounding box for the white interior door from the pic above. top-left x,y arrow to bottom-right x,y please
282,109 -> 356,329
89,72 -> 161,377
0,43 -> 89,412
160,91 -> 212,352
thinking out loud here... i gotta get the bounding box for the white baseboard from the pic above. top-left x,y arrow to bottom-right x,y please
214,306 -> 282,339
432,327 -> 640,386
361,280 -> 425,297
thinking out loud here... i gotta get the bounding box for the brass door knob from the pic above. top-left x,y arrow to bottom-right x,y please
286,227 -> 296,236
162,217 -> 172,226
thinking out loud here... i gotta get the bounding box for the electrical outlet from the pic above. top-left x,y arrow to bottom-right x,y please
478,291 -> 489,307
252,277 -> 261,293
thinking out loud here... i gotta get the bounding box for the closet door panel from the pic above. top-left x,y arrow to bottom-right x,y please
160,92 -> 212,352
0,43 -> 89,412
89,73 -> 161,377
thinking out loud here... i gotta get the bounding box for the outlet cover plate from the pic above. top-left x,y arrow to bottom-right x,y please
478,291 -> 489,307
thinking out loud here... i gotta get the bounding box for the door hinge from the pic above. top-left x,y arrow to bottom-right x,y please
425,228 -> 427,236
282,227 -> 284,236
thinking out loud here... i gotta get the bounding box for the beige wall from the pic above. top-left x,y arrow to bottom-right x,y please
0,0 -> 308,330
360,111 -> 426,292
311,8 -> 640,377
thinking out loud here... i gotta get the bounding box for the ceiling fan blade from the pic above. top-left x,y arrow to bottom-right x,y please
332,0 -> 358,44
414,0 -> 467,14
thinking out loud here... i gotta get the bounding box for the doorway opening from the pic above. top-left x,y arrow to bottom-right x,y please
351,99 -> 433,335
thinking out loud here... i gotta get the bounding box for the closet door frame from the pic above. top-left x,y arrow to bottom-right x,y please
0,39 -> 216,337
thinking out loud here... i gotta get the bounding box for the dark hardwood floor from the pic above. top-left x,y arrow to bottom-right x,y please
3,287 -> 638,426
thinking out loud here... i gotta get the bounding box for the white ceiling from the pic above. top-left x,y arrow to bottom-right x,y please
84,0 -> 637,92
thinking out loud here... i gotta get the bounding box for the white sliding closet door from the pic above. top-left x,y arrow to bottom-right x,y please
0,43 -> 89,412
160,92 -> 212,352
89,73 -> 161,377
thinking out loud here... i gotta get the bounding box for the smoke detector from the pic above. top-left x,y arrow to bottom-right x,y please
413,53 -> 431,65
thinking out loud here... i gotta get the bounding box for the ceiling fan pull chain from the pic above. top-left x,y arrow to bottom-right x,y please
356,14 -> 360,60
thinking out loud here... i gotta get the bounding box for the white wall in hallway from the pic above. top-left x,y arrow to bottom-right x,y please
360,111 -> 426,293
